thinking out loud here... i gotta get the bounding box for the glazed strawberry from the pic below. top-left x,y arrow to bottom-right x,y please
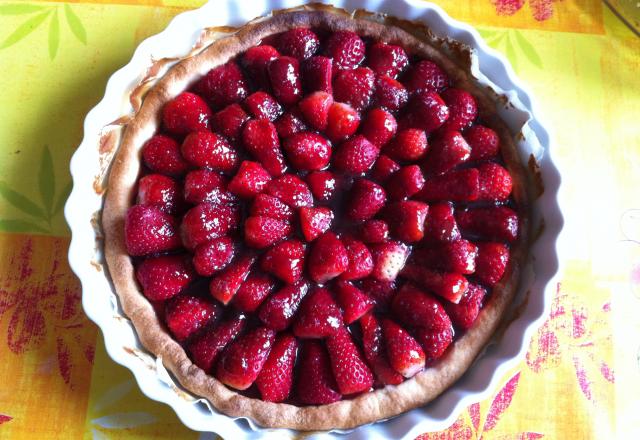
268,56 -> 302,105
180,203 -> 240,250
255,333 -> 298,402
417,168 -> 480,202
361,108 -> 397,147
423,130 -> 471,175
346,179 -> 386,221
306,170 -> 337,202
298,91 -> 333,130
361,278 -> 396,309
456,206 -> 519,242
340,237 -> 374,280
302,56 -> 333,93
300,207 -> 334,242
382,318 -> 425,378
423,202 -> 461,242
368,42 -> 408,78
386,201 -> 429,242
165,293 -> 220,341
370,241 -> 410,281
274,109 -> 308,138
192,236 -> 235,276
465,125 -> 500,161
162,92 -> 212,135
216,327 -> 276,390
293,288 -> 342,337
415,325 -> 454,362
212,103 -> 250,141
259,281 -> 310,330
440,88 -> 478,132
478,162 -> 513,201
250,194 -> 294,221
475,242 -> 510,286
181,131 -> 238,173
371,155 -> 400,182
333,67 -> 375,111
260,239 -> 306,284
278,27 -> 319,59
136,255 -> 193,301
242,44 -> 280,89
209,254 -> 256,304
360,313 -> 404,385
308,232 -> 349,283
283,131 -> 332,171
183,169 -> 237,205
325,326 -> 374,395
400,264 -> 468,304
265,174 -> 313,208
125,205 -> 180,256
384,129 -> 428,162
242,119 -> 286,176
232,273 -> 276,313
360,219 -> 390,244
228,161 -> 272,199
335,281 -> 374,324
296,341 -> 342,404
391,284 -> 452,331
325,102 -> 360,142
137,174 -> 180,214
325,30 -> 365,70
244,91 -> 283,121
189,314 -> 246,372
141,135 -> 189,176
374,75 -> 409,111
415,240 -> 478,274
404,90 -> 450,133
404,60 -> 449,94
386,165 -> 425,200
244,216 -> 292,249
444,283 -> 486,330
194,62 -> 248,109
334,136 -> 380,175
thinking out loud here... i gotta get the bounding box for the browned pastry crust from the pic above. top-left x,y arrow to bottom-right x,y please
102,7 -> 533,431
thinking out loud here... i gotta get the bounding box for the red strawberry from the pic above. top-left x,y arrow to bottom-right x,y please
192,236 -> 235,276
265,174 -> 313,208
255,333 -> 299,402
136,255 -> 193,301
478,162 -> 513,201
334,136 -> 380,176
475,242 -> 510,286
325,326 -> 374,395
228,161 -> 272,199
370,241 -> 410,281
296,341 -> 342,404
209,254 -> 256,304
260,239 -> 306,284
415,325 -> 454,362
283,131 -> 332,171
404,91 -> 450,133
404,60 -> 449,94
307,232 -> 349,283
374,75 -> 409,111
242,44 -> 280,89
340,237 -> 374,280
259,281 -> 310,330
165,293 -> 220,341
360,313 -> 404,386
268,56 -> 302,105
325,30 -> 365,70
278,28 -> 319,59
423,202 -> 461,242
232,273 -> 276,313
361,219 -> 390,244
414,240 -> 478,274
386,201 -> 429,242
141,135 -> 189,176
125,205 -> 180,256
299,207 -> 334,242
194,62 -> 248,109
216,327 -> 276,390
244,216 -> 292,249
293,288 -> 343,337
325,102 -> 360,142
456,206 -> 519,242
137,174 -> 180,214
384,129 -> 428,162
423,130 -> 471,175
465,125 -> 500,161
242,119 -> 286,176
333,67 -> 375,110
250,193 -> 294,221
212,103 -> 250,141
382,318 -> 426,378
162,92 -> 212,135
440,88 -> 478,132
368,42 -> 408,78
298,91 -> 333,130
361,278 -> 396,308
417,168 -> 480,202
391,284 -> 452,331
346,179 -> 386,221
361,108 -> 397,147
181,131 -> 238,173
386,165 -> 425,200
306,170 -> 337,202
444,283 -> 486,330
244,91 -> 283,122
189,314 -> 246,372
400,264 -> 468,304
275,109 -> 308,138
183,169 -> 237,205
335,281 -> 374,324
180,203 -> 240,250
302,56 -> 333,93
371,155 -> 400,182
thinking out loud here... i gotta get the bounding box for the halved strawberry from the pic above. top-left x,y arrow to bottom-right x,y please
404,91 -> 449,133
367,42 -> 408,78
241,44 -> 279,89
423,202 -> 461,242
137,174 -> 180,214
307,232 -> 349,283
162,92 -> 212,135
360,108 -> 397,147
278,27 -> 319,60
232,273 -> 276,313
136,254 -> 193,301
268,56 -> 302,105
360,219 -> 390,244
260,239 -> 306,284
183,169 -> 237,205
333,135 -> 380,175
302,56 -> 333,93
346,179 -> 386,221
165,293 -> 220,341
180,203 -> 240,250
333,67 -> 375,111
415,325 -> 454,362
194,62 -> 248,109
244,91 -> 283,121
282,131 -> 332,171
391,284 -> 452,331
384,128 -> 428,162
255,333 -> 299,402
417,168 -> 480,203
414,240 -> 478,274
181,130 -> 238,173
325,30 -> 365,70
325,102 -> 360,142
141,135 -> 189,177
423,130 -> 470,175
335,281 -> 374,324
404,60 -> 449,94
382,318 -> 425,378
440,88 -> 478,132
125,205 -> 181,256
474,242 -> 510,286
444,283 -> 486,330
296,341 -> 342,404
374,75 -> 409,111
386,165 -> 425,200
228,160 -> 271,199
371,154 -> 400,183
265,174 -> 313,208
299,207 -> 334,242
209,254 -> 256,304
359,313 -> 404,386
477,162 -> 513,201
456,206 -> 519,242
325,326 -> 374,395
192,236 -> 235,276
306,170 -> 337,202
244,216 -> 292,249
361,278 -> 396,309
275,109 -> 308,138
259,281 -> 310,330
340,237 -> 374,281
242,119 -> 286,176
400,264 -> 468,304
293,288 -> 343,338
298,91 -> 333,130
250,194 -> 294,221
189,313 -> 246,372
465,125 -> 500,161
386,201 -> 429,242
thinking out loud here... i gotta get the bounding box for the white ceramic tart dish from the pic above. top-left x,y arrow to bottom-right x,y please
66,1 -> 563,438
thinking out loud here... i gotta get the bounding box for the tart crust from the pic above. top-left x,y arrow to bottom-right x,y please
102,7 -> 533,431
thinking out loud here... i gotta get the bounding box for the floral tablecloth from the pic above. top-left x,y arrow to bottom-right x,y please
0,0 -> 638,438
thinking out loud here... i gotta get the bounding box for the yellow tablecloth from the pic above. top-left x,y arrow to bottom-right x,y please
0,1 -> 638,438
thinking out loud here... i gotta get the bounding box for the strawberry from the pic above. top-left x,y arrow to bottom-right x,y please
325,30 -> 365,70
278,27 -> 319,60
298,91 -> 333,130
465,125 -> 500,161
181,131 -> 238,173
162,92 -> 212,135
244,91 -> 283,122
382,318 -> 426,378
141,135 -> 189,176
370,241 -> 410,281
475,242 -> 510,286
361,278 -> 396,309
386,165 -> 425,200
293,288 -> 343,337
391,284 -> 452,331
136,255 -> 193,301
268,56 -> 302,105
260,239 -> 306,284
244,216 -> 292,249
242,119 -> 286,176
241,44 -> 280,89
189,314 -> 246,372
125,205 -> 180,256
265,174 -> 313,208
180,203 -> 240,250
456,206 -> 519,242
250,193 -> 295,221
417,168 -> 480,202
307,232 -> 349,283
478,162 -> 513,201
275,109 -> 308,138
400,264 -> 468,304
386,201 -> 429,242
299,207 -> 334,242
346,179 -> 386,221
255,333 -> 299,402
374,75 -> 409,111
137,174 -> 180,214
192,236 -> 235,276
404,60 -> 449,94
359,313 -> 404,386
444,283 -> 486,330
306,170 -> 337,202
333,67 -> 375,111
414,240 -> 478,274
232,273 -> 276,313
216,327 -> 276,390
183,169 -> 237,205
259,281 -> 310,330
360,219 -> 390,244
440,88 -> 478,132
283,131 -> 332,171
335,281 -> 374,324
209,254 -> 256,304
384,128 -> 428,162
212,103 -> 250,141
371,155 -> 400,183
325,102 -> 360,142
367,42 -> 408,78
194,62 -> 249,109
423,202 -> 461,242
325,326 -> 374,395
360,108 -> 397,147
165,293 -> 220,341
423,130 -> 471,175
302,56 -> 333,93
415,325 -> 454,362
228,160 -> 272,199
340,237 -> 374,280
296,341 -> 342,404
404,91 -> 450,133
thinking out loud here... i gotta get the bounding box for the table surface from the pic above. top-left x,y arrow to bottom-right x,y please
0,0 -> 638,438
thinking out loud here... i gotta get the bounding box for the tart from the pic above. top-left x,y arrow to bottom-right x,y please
103,6 -> 532,431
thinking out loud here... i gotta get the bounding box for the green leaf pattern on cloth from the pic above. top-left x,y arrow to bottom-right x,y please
479,27 -> 543,70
